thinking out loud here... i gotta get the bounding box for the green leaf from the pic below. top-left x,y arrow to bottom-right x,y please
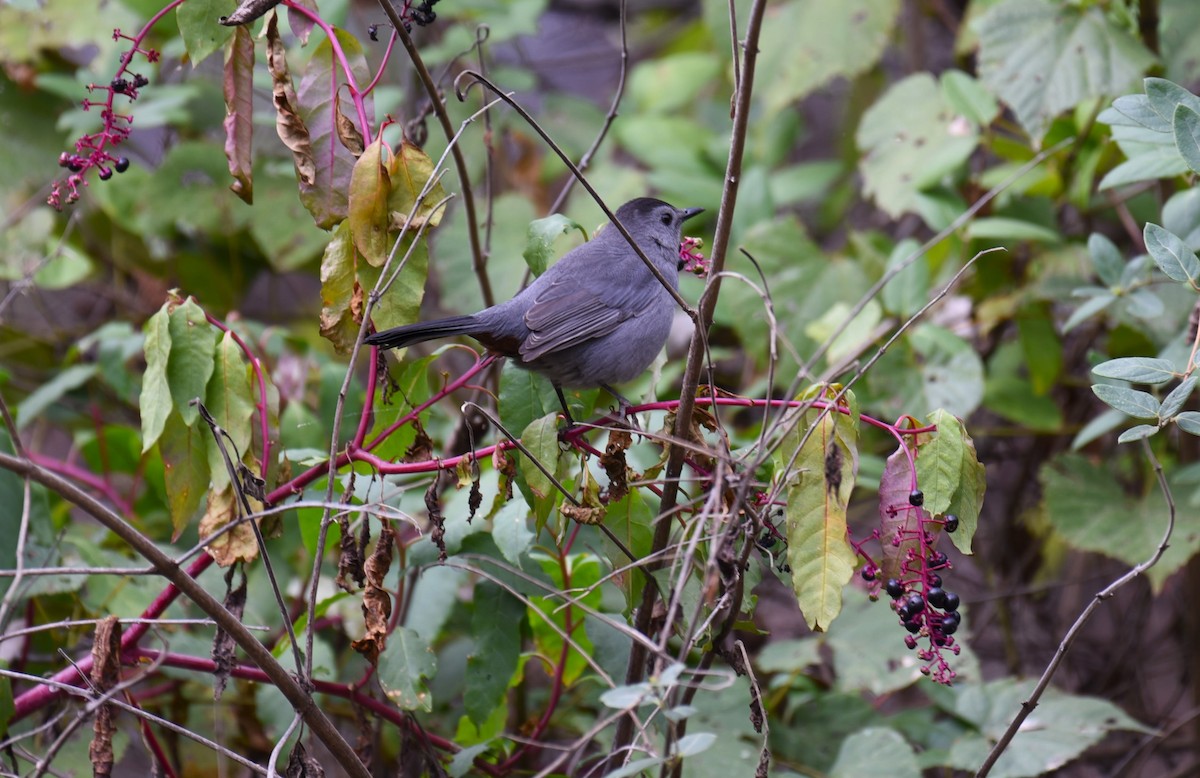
754,638 -> 821,674
1091,357 -> 1178,384
176,0 -> 236,67
831,728 -> 920,778
1175,411 -> 1200,435
857,73 -> 980,217
1173,103 -> 1200,174
519,412 -> 560,500
1090,384 -> 1160,419
378,626 -> 437,712
1016,307 -> 1062,394
1099,149 -> 1191,190
881,239 -> 929,318
204,331 -> 255,491
780,391 -> 859,631
941,69 -> 1000,126
1160,375 -> 1197,418
911,325 -> 986,417
628,52 -> 723,115
974,0 -> 1155,143
1041,454 -> 1199,592
523,213 -> 584,277
1144,223 -> 1200,284
1063,292 -> 1115,332
167,297 -> 217,426
674,732 -> 716,758
447,742 -> 493,777
966,217 -> 1061,243
1112,93 -> 1170,132
140,305 -> 172,453
758,0 -> 900,115
0,674 -> 13,736
1163,188 -> 1200,250
1146,77 -> 1200,126
915,410 -> 964,517
464,582 -> 525,727
490,498 -> 534,567
16,364 -> 97,430
1117,424 -> 1159,443
160,410 -> 211,540
527,553 -> 601,685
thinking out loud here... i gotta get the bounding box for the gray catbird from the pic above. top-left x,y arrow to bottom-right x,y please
365,197 -> 703,421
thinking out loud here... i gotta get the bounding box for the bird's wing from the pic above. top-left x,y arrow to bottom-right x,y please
519,276 -> 651,362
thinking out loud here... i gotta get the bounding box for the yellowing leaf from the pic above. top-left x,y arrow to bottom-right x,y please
200,486 -> 259,566
318,221 -> 362,353
778,392 -> 860,631
161,410 -> 211,540
348,137 -> 391,266
386,140 -> 447,232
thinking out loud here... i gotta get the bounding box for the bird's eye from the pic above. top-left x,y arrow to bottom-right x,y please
660,212 -> 673,225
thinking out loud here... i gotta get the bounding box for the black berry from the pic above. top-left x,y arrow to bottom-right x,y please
98,167 -> 113,180
885,578 -> 904,599
926,587 -> 947,608
111,78 -> 128,93
861,567 -> 876,582
114,157 -> 130,173
928,573 -> 942,588
942,591 -> 960,612
944,514 -> 959,533
909,489 -> 924,507
906,594 -> 925,613
929,551 -> 948,568
903,619 -> 921,634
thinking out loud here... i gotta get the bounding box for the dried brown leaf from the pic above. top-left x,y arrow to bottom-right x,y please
89,616 -> 122,778
350,524 -> 395,664
211,566 -> 247,701
266,14 -> 315,188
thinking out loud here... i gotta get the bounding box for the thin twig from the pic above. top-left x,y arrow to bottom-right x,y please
610,0 -> 768,764
976,441 -> 1177,776
381,0 -> 494,308
0,452 -> 371,778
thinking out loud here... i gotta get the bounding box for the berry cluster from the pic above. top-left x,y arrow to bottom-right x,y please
861,488 -> 964,684
678,236 -> 707,277
47,32 -> 155,209
370,0 -> 441,38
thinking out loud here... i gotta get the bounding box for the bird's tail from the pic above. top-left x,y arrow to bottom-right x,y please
364,315 -> 480,350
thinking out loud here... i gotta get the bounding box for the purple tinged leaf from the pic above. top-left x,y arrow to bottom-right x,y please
223,25 -> 254,204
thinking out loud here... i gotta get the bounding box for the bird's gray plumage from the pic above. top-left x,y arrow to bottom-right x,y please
365,197 -> 703,390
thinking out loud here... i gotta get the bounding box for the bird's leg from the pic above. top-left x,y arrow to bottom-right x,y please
600,383 -> 641,430
553,383 -> 577,429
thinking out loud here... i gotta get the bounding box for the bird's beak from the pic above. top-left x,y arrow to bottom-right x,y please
681,207 -> 704,222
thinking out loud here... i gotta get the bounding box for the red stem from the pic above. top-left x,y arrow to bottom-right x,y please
131,649 -> 504,776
